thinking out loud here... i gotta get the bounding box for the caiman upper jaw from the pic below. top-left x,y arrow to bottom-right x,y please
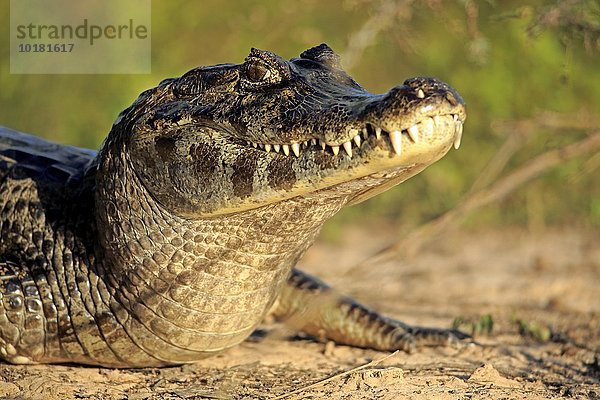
240,112 -> 465,158
237,76 -> 466,159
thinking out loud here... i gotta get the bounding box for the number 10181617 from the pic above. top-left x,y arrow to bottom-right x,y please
18,43 -> 74,52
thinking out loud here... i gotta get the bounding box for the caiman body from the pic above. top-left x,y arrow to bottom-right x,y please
0,44 -> 466,367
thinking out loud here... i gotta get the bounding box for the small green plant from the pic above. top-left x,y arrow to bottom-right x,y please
512,316 -> 552,342
452,314 -> 494,336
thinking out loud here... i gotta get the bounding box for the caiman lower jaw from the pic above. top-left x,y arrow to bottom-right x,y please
312,112 -> 464,206
238,111 -> 464,208
240,112 -> 465,159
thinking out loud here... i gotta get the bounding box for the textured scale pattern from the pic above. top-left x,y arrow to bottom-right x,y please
0,44 -> 467,367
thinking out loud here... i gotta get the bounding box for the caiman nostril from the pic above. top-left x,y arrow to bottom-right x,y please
445,92 -> 459,106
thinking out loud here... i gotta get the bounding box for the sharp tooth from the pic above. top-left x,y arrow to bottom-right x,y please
258,143 -> 265,149
342,141 -> 353,158
320,139 -> 326,150
274,144 -> 281,153
311,138 -> 317,146
331,145 -> 340,156
407,125 -> 419,143
454,123 -> 463,150
416,89 -> 425,99
433,115 -> 442,126
453,114 -> 459,122
362,127 -> 368,139
389,130 -> 402,155
264,144 -> 272,152
423,117 -> 434,138
291,143 -> 301,157
304,140 -> 309,147
353,134 -> 361,147
282,144 -> 290,156
375,127 -> 382,139
252,142 -> 258,148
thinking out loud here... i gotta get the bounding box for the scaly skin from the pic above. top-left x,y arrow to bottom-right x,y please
0,44 -> 466,367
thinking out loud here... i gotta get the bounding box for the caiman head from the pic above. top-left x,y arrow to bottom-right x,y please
103,43 -> 466,217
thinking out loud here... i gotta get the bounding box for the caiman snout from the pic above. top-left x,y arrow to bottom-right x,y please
381,77 -> 466,113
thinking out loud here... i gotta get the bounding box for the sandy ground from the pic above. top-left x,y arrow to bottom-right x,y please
0,225 -> 598,399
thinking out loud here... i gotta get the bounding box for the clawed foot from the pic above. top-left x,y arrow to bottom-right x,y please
389,324 -> 472,353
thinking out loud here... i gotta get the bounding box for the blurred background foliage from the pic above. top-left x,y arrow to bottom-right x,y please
0,0 -> 598,233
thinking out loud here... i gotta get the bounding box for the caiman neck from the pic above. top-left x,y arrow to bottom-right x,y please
92,141 -> 347,363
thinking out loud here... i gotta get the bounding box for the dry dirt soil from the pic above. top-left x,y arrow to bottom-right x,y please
0,225 -> 598,399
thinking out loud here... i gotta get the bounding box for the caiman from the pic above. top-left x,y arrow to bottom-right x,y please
0,44 -> 467,368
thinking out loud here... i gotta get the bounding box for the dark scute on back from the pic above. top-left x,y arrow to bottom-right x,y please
0,126 -> 95,186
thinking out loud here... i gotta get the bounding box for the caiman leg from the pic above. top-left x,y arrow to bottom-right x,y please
271,269 -> 468,352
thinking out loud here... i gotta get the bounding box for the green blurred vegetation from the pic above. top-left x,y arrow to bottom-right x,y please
1,0 -> 598,230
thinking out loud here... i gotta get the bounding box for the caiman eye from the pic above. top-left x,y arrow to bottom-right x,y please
246,60 -> 271,82
241,49 -> 288,90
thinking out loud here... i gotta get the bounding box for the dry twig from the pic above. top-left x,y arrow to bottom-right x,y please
354,131 -> 600,268
272,350 -> 400,399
